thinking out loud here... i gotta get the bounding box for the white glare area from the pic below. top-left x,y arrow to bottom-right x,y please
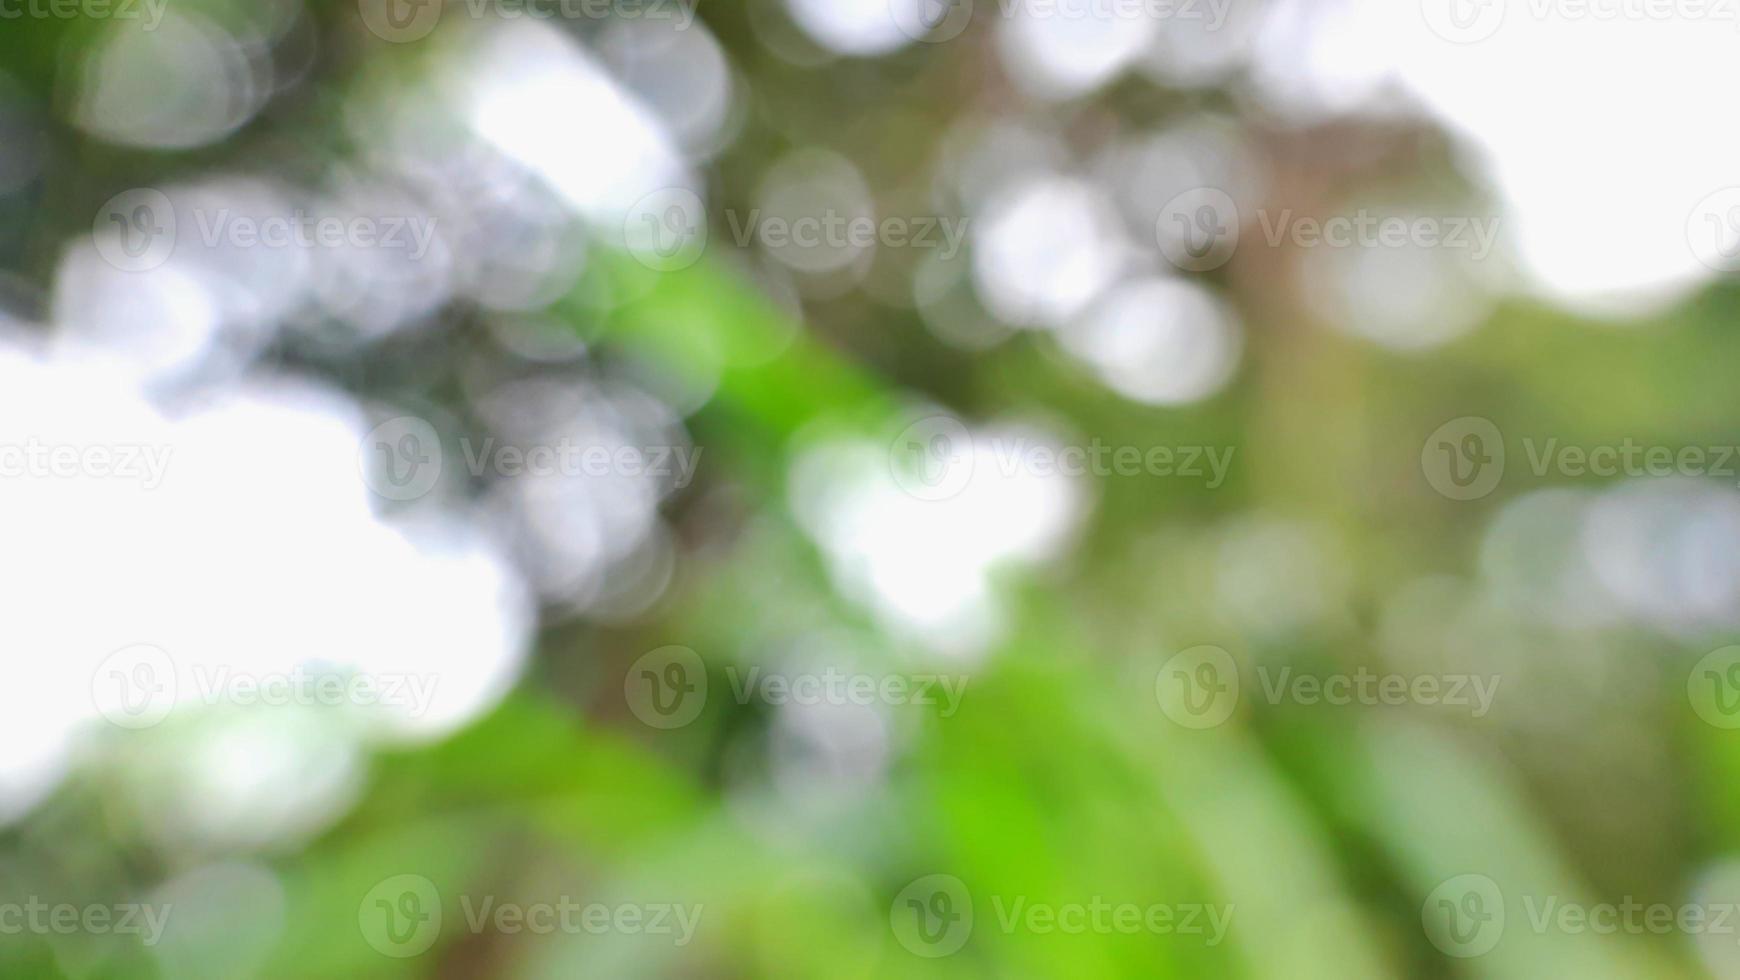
789,427 -> 1081,657
973,176 -> 1127,328
461,21 -> 694,227
1297,235 -> 1493,352
781,0 -> 914,56
1244,0 -> 1401,122
1215,516 -> 1348,639
755,148 -> 876,276
72,11 -> 269,150
53,241 -> 221,385
997,0 -> 1158,101
1060,277 -> 1241,406
598,18 -> 737,160
149,862 -> 286,980
1581,480 -> 1740,637
0,341 -> 534,828
1259,0 -> 1740,314
477,377 -> 687,619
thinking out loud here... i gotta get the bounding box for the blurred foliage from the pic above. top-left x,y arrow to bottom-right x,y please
4,1 -> 1740,979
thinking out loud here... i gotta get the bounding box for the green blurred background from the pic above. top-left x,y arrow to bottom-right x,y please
3,0 -> 1740,977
